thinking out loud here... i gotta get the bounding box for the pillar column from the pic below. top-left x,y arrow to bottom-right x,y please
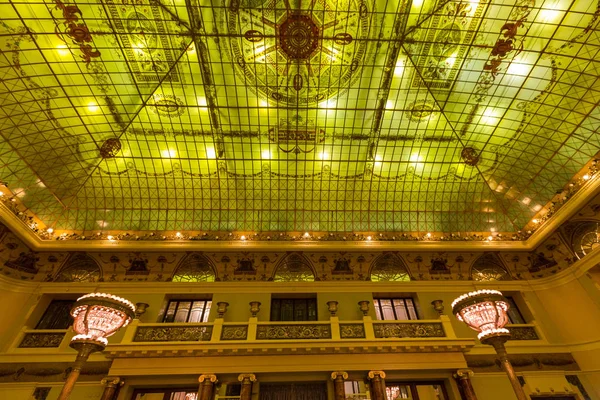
99,377 -> 122,400
367,371 -> 386,400
238,374 -> 256,400
453,370 -> 479,400
198,374 -> 218,400
330,371 -> 348,400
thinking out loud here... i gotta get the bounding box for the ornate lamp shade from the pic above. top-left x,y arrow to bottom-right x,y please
451,290 -> 510,340
70,293 -> 136,347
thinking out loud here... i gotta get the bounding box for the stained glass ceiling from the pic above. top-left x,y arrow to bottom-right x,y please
0,0 -> 599,240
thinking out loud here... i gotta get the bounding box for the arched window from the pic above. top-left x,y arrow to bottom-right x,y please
470,253 -> 510,281
570,221 -> 600,260
171,254 -> 216,282
273,254 -> 315,282
370,254 -> 410,282
54,253 -> 101,282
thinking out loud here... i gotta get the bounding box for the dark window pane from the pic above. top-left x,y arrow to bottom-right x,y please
271,299 -> 281,321
163,301 -> 178,323
36,300 -> 74,330
506,297 -> 526,324
281,299 -> 294,321
271,298 -> 318,321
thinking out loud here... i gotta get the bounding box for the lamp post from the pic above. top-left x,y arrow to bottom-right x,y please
452,290 -> 527,400
57,293 -> 135,400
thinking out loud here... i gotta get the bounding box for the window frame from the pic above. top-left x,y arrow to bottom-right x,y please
373,297 -> 419,321
131,388 -> 198,400
270,297 -> 318,322
505,296 -> 527,324
162,299 -> 212,323
35,299 -> 76,330
384,381 -> 449,400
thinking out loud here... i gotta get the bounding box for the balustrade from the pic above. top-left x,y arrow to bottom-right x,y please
7,304 -> 542,354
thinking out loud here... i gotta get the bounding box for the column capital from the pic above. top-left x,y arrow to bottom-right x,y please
198,374 -> 218,383
100,376 -> 123,387
368,370 -> 386,380
454,369 -> 475,380
331,371 -> 348,381
238,373 -> 257,383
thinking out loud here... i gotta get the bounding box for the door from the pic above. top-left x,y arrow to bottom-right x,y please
259,382 -> 327,400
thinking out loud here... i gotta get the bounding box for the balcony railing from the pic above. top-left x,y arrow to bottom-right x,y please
8,319 -> 542,352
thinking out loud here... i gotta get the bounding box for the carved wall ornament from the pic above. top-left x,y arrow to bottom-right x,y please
133,326 -> 213,342
19,333 -> 66,348
340,324 -> 366,339
256,324 -> 332,340
331,371 -> 349,380
198,374 -> 218,383
373,322 -> 445,338
507,326 -> 539,341
221,325 -> 249,340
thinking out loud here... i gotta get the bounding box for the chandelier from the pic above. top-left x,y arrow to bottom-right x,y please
71,292 -> 136,346
451,289 -> 510,340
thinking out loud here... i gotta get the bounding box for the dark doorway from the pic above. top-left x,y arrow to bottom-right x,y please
259,382 -> 327,400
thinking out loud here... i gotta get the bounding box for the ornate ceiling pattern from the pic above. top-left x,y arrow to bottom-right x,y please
0,0 -> 599,239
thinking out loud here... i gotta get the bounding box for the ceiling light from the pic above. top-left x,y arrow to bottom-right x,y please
206,147 -> 216,159
532,204 -> 543,212
412,0 -> 424,7
426,232 -> 432,238
197,96 -> 208,112
522,197 -> 531,205
47,228 -> 54,234
482,108 -> 499,125
303,232 -> 310,238
176,232 -> 182,237
162,149 -> 177,158
446,53 -> 458,67
57,44 -> 69,56
0,192 -> 4,197
385,100 -> 394,110
394,59 -> 405,76
107,235 -> 114,240
532,219 -> 539,224
583,174 -> 590,180
87,102 -> 99,112
240,235 -> 246,241
366,236 -> 372,241
259,100 -> 269,107
261,150 -> 272,159
507,62 -> 531,76
318,151 -> 330,160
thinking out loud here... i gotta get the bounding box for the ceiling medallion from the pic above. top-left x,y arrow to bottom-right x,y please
407,100 -> 438,122
149,94 -> 186,117
226,0 -> 370,105
461,147 -> 480,166
99,138 -> 122,159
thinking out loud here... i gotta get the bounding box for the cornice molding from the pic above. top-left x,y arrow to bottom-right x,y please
2,171 -> 599,252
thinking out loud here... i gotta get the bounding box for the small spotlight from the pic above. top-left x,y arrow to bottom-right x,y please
583,174 -> 590,181
240,235 -> 246,241
47,228 -> 54,234
87,102 -> 99,112
303,232 -> 310,238
366,236 -> 372,241
426,232 -> 432,238
176,232 -> 182,237
107,235 -> 114,240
